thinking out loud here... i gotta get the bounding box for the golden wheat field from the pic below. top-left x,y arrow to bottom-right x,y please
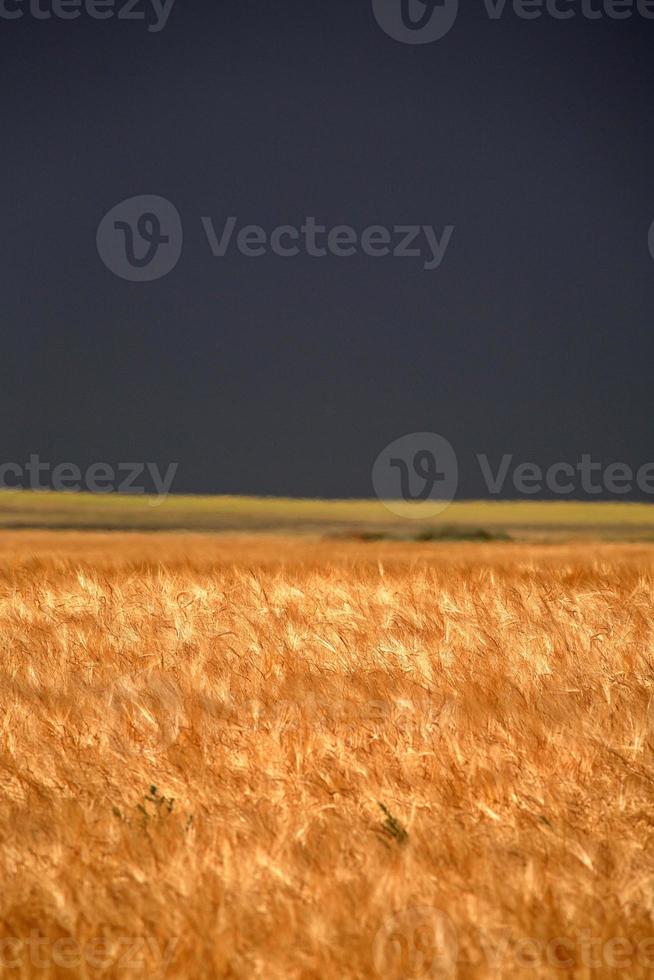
2,531 -> 654,979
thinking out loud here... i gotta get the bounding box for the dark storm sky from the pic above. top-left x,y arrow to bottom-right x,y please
2,0 -> 653,499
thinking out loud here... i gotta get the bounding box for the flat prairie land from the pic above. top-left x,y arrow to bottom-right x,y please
2,532 -> 654,978
2,490 -> 654,539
